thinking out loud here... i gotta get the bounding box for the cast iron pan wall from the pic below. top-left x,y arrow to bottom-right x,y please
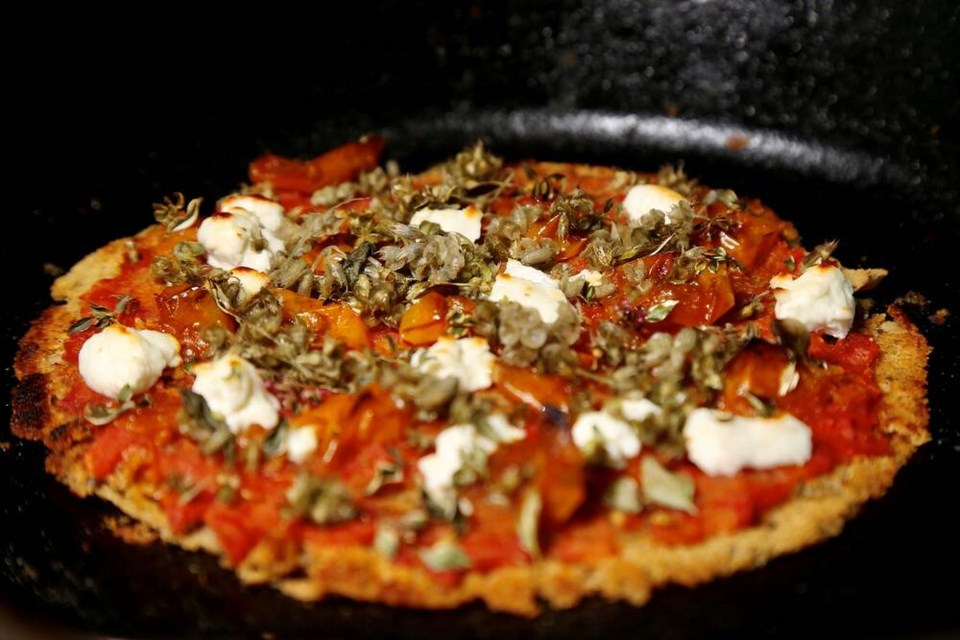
3,3 -> 958,638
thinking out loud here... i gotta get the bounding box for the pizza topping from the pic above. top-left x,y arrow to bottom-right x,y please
603,476 -> 642,514
197,212 -> 285,272
191,353 -> 281,433
48,142 -> 908,587
218,194 -> 293,238
471,300 -> 580,373
411,337 -> 495,393
640,456 -> 697,513
488,259 -> 573,325
365,449 -> 405,496
517,488 -> 543,557
571,408 -> 642,468
285,472 -> 358,525
78,325 -> 181,399
419,539 -> 472,572
408,205 -> 484,243
770,265 -> 855,339
68,294 -> 137,334
417,414 -> 525,519
683,408 -> 813,477
572,268 -> 604,288
622,184 -> 687,226
153,192 -> 202,232
285,424 -> 319,464
227,268 -> 270,304
150,241 -> 208,286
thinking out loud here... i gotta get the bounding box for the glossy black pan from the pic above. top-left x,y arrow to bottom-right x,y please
3,3 -> 959,638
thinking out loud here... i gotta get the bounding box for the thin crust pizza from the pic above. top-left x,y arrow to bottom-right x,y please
11,140 -> 930,615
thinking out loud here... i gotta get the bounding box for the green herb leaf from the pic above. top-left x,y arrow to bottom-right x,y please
418,540 -> 471,572
113,295 -> 135,316
215,484 -> 237,504
772,318 -> 812,363
365,450 -> 405,496
373,524 -> 400,559
178,480 -> 205,506
178,389 -> 235,456
82,402 -> 131,426
285,472 -> 358,525
641,456 -> 697,514
69,296 -> 137,334
261,420 -> 289,458
603,476 -> 642,514
517,488 -> 542,558
801,240 -> 838,270
153,192 -> 202,231
740,389 -> 776,417
68,316 -> 97,334
645,299 -> 680,323
116,384 -> 133,404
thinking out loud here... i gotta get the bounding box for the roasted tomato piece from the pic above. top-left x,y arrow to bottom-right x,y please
155,284 -> 234,356
162,493 -> 212,535
493,363 -> 572,412
302,520 -> 375,548
316,304 -> 371,350
460,529 -> 530,572
277,291 -> 371,350
548,517 -> 618,562
85,425 -> 145,480
249,137 -> 385,193
535,429 -> 586,525
642,267 -> 735,328
399,291 -> 448,346
721,342 -> 793,413
204,506 -> 261,566
293,387 -> 410,473
726,203 -> 795,270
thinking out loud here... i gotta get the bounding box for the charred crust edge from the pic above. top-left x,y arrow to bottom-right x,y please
11,373 -> 51,441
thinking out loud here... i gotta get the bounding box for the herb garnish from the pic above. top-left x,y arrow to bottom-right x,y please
645,299 -> 679,323
153,192 -> 202,232
68,295 -> 136,333
83,384 -> 150,426
641,456 -> 697,514
285,472 -> 358,525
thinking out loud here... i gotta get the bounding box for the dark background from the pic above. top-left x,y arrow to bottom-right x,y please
3,2 -> 959,638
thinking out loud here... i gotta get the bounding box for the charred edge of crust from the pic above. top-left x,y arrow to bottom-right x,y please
10,373 -> 50,441
13,340 -> 41,378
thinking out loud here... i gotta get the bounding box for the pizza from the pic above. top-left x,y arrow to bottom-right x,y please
10,139 -> 930,616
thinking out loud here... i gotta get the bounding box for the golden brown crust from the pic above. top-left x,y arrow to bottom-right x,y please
11,168 -> 931,617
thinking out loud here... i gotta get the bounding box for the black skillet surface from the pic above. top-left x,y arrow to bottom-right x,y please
3,3 -> 960,638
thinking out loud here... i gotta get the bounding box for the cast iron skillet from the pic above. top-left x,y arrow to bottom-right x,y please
3,3 -> 959,638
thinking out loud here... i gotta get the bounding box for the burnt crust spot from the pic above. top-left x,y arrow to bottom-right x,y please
50,423 -> 69,443
13,340 -> 40,375
11,373 -> 50,441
